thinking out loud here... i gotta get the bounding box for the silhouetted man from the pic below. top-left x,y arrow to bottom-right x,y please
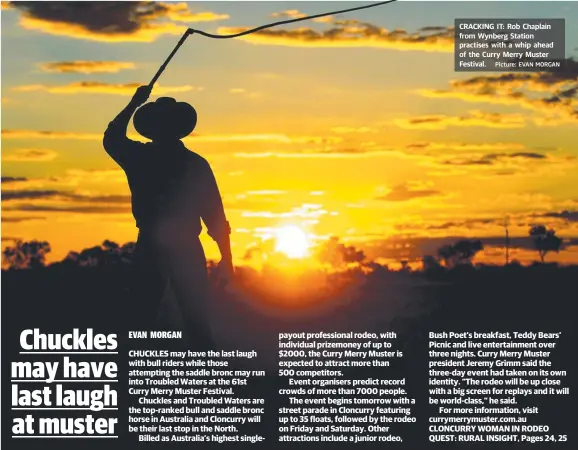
103,85 -> 233,348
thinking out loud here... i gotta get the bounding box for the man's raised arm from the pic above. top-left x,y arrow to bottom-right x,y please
103,85 -> 151,168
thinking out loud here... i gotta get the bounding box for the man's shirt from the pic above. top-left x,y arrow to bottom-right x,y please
103,121 -> 230,245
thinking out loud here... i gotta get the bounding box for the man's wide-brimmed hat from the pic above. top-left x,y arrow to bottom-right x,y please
133,97 -> 197,141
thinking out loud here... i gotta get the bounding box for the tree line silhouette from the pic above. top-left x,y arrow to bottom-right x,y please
1,225 -> 567,271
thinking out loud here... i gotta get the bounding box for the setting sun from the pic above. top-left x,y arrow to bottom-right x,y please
274,225 -> 311,259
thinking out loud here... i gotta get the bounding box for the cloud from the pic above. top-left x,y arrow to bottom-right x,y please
160,3 -> 229,23
404,141 -> 527,153
240,203 -> 328,220
376,182 -> 443,202
2,189 -> 131,204
393,110 -> 526,130
420,148 -> 575,178
1,176 -> 28,184
216,23 -> 454,52
39,61 -> 136,74
2,189 -> 61,201
2,149 -> 59,162
357,141 -> 576,178
234,141 -> 535,160
2,187 -> 131,215
229,88 -> 260,98
233,147 -> 395,159
253,72 -> 283,80
246,190 -> 286,196
1,216 -> 47,223
483,192 -> 556,211
270,10 -> 306,19
4,204 -> 131,214
422,218 -> 498,231
234,141 -> 527,161
397,141 -> 570,162
224,198 -> 292,213
313,16 -> 334,24
68,193 -> 130,204
536,210 -> 578,222
12,82 -> 198,96
398,113 -> 524,131
0,170 -> 127,194
418,88 -> 577,121
441,152 -> 548,167
59,169 -> 127,186
5,1 -> 229,42
449,60 -> 578,92
2,130 -> 103,140
417,58 -> 578,123
330,126 -> 376,134
2,129 -> 340,145
188,134 -> 342,145
223,190 -> 290,212
1,236 -> 21,243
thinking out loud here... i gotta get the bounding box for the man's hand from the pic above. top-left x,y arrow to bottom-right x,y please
130,85 -> 152,107
217,258 -> 235,288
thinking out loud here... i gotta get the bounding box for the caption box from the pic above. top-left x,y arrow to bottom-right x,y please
454,19 -> 565,72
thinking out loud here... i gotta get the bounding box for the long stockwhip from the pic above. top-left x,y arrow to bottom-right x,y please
148,0 -> 398,87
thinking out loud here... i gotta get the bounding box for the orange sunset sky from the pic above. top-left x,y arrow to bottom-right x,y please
1,1 -> 577,267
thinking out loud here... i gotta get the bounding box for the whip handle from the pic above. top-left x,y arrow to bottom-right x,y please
148,30 -> 193,88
